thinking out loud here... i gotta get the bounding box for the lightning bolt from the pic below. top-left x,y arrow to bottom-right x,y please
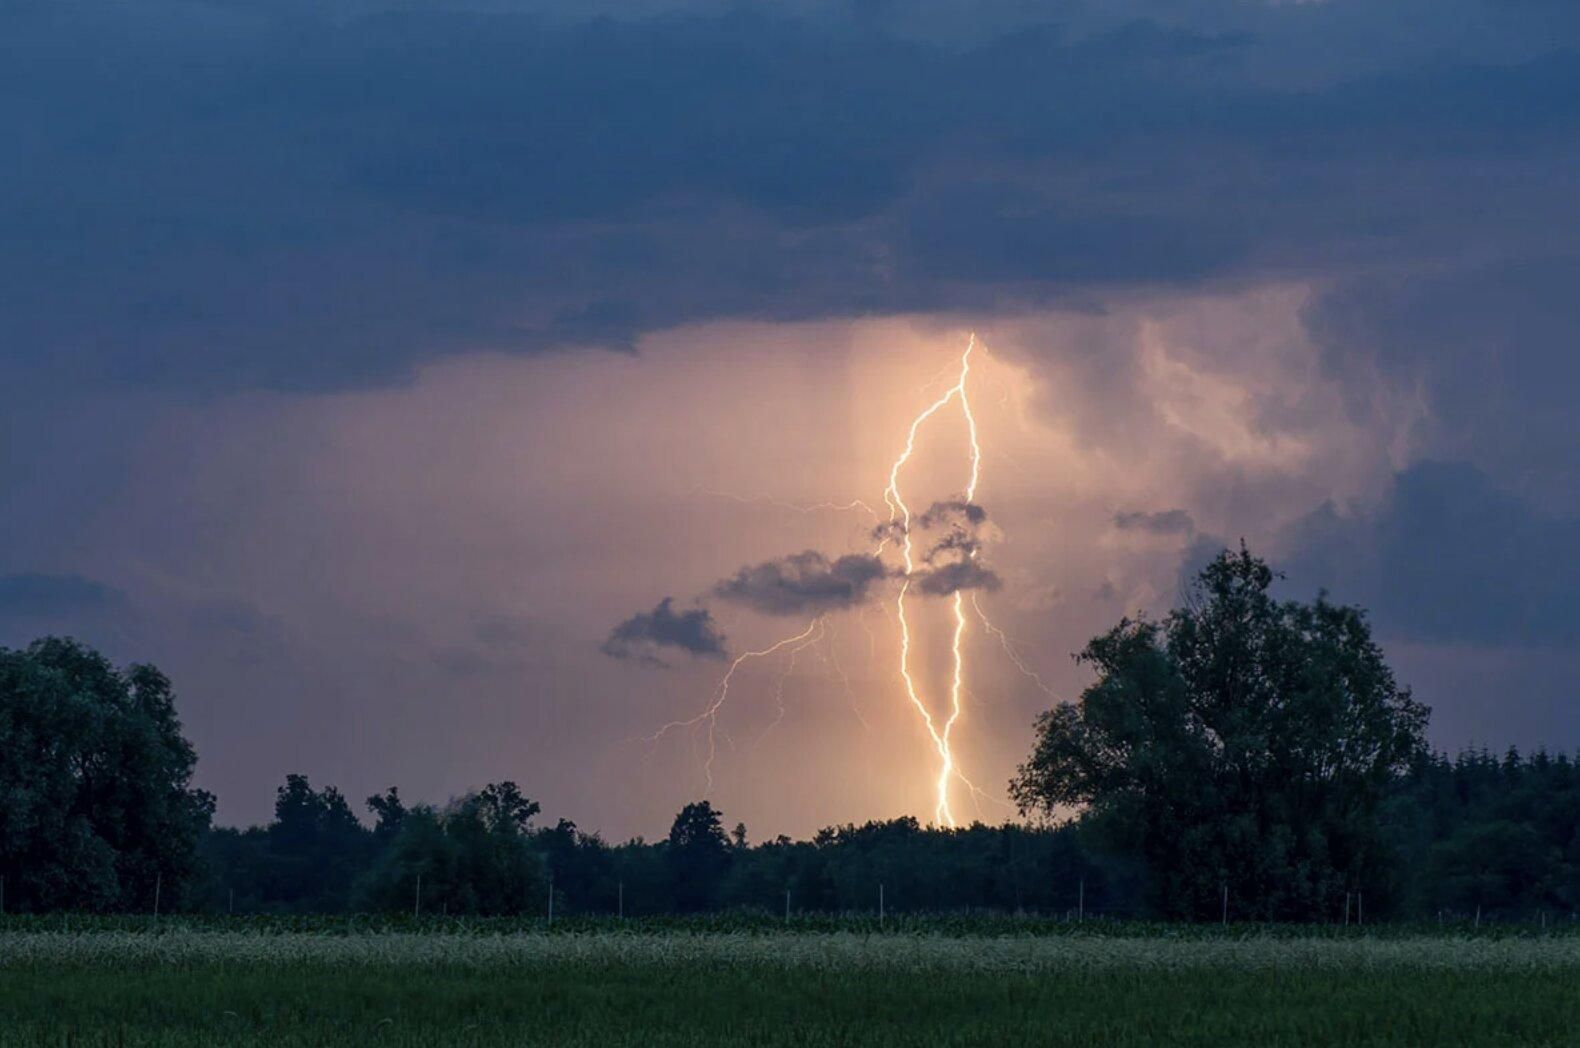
643,617 -> 824,792
882,333 -> 983,828
697,489 -> 883,525
651,332 -> 1034,825
751,618 -> 828,752
972,593 -> 1059,699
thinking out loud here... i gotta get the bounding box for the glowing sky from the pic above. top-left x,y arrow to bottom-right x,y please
3,1 -> 1580,836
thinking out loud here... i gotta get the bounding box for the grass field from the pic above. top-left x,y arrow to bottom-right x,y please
2,921 -> 1577,1046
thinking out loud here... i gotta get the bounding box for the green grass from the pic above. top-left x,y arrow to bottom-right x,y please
1,912 -> 1567,938
1,929 -> 1577,1046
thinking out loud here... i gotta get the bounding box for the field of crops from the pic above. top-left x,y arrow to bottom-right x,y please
2,919 -> 1577,1046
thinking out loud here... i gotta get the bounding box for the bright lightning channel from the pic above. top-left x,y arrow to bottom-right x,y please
655,333 -> 1036,826
882,333 -> 986,828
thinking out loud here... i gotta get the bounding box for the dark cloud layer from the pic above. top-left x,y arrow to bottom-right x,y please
3,2 -> 1577,394
6,0 -> 1580,824
713,551 -> 889,617
1284,462 -> 1580,648
600,597 -> 727,666
1307,255 -> 1580,509
0,572 -> 122,619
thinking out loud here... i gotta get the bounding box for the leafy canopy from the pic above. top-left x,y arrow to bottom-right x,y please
0,637 -> 213,912
1011,547 -> 1429,920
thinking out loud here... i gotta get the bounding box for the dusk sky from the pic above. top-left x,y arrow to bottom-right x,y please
4,0 -> 1579,839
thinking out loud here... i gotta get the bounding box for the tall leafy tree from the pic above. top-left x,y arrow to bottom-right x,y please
0,637 -> 213,912
1011,547 -> 1429,920
666,801 -> 732,912
263,774 -> 371,911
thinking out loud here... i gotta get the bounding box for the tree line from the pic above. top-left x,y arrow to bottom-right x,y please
2,549 -> 1577,920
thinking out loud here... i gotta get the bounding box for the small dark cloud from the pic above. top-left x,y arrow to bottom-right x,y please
601,597 -> 727,667
0,572 -> 122,618
911,561 -> 1003,597
917,500 -> 992,567
922,531 -> 981,564
712,551 -> 889,616
1115,508 -> 1195,536
869,499 -> 999,595
872,500 -> 989,551
916,500 -> 988,529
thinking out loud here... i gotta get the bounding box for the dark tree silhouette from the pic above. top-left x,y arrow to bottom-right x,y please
0,638 -> 213,912
355,783 -> 546,915
1011,547 -> 1430,920
8,627 -> 1578,921
366,787 -> 407,844
265,775 -> 372,911
667,801 -> 733,911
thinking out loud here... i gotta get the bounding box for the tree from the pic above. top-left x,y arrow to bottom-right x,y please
1010,547 -> 1430,920
366,787 -> 406,844
261,774 -> 371,911
354,783 -> 546,915
666,801 -> 732,911
0,637 -> 213,912
535,818 -> 618,915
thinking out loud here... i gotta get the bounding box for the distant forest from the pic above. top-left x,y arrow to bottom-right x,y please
3,549 -> 1578,922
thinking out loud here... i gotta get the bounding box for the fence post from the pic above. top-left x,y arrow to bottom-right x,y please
1220,883 -> 1227,926
784,888 -> 790,923
228,888 -> 234,915
1344,892 -> 1351,926
879,883 -> 884,926
618,881 -> 624,920
414,872 -> 422,918
548,872 -> 554,926
153,873 -> 161,919
1078,878 -> 1085,922
1357,892 -> 1363,927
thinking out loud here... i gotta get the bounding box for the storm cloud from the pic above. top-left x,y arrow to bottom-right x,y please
911,561 -> 1004,598
713,551 -> 890,617
6,0 -> 1580,832
3,2 -> 1577,395
600,598 -> 727,667
1283,461 -> 1580,648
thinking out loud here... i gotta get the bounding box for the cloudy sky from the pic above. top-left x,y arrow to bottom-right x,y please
4,0 -> 1578,837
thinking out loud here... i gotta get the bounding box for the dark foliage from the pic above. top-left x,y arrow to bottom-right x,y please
5,574 -> 1580,920
1011,547 -> 1431,920
0,638 -> 213,912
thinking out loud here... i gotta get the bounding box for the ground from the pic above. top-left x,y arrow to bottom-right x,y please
1,919 -> 1576,1046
